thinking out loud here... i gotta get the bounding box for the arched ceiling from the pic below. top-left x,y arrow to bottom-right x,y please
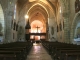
17,0 -> 58,15
17,0 -> 58,5
16,0 -> 59,26
28,5 -> 48,24
28,5 -> 48,18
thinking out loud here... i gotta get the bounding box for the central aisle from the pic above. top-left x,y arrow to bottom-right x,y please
26,43 -> 52,60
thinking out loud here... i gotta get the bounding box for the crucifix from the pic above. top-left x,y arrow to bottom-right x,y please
36,26 -> 40,33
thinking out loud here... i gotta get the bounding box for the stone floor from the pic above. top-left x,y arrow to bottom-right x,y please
26,43 -> 52,60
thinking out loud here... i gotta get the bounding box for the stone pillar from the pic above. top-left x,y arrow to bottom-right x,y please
62,0 -> 70,43
63,13 -> 70,43
5,1 -> 15,43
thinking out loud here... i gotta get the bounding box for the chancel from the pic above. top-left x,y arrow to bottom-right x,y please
0,0 -> 80,60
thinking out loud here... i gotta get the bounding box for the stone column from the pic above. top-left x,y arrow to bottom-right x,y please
63,13 -> 70,43
5,1 -> 15,43
62,0 -> 70,43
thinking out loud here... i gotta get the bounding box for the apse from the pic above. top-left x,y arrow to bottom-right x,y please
31,20 -> 43,33
30,20 -> 43,40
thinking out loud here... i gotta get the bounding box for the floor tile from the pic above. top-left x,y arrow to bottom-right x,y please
26,43 -> 52,60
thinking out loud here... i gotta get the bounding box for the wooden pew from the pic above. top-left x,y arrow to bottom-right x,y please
41,41 -> 80,60
0,41 -> 33,60
0,54 -> 16,60
57,50 -> 80,60
0,47 -> 26,60
49,42 -> 80,60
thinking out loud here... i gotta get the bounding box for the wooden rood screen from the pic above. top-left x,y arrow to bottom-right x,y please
30,33 -> 46,40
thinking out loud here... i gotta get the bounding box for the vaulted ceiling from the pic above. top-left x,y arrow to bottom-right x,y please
16,0 -> 59,26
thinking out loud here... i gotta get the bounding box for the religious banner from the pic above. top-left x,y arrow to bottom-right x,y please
59,23 -> 62,31
75,0 -> 80,13
51,26 -> 54,35
13,22 -> 16,30
63,21 -> 64,29
16,24 -> 18,31
0,23 -> 3,36
57,25 -> 58,32
0,23 -> 3,42
11,20 -> 13,29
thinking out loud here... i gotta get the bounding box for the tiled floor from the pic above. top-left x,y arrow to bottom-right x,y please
26,43 -> 52,60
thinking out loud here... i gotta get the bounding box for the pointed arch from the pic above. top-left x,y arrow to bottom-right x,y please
70,12 -> 80,43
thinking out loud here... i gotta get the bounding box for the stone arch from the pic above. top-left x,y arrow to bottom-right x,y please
27,3 -> 48,23
0,4 -> 5,43
26,3 -> 48,40
54,0 -> 65,42
25,2 -> 57,40
16,0 -> 62,40
70,12 -> 80,43
22,1 -> 57,23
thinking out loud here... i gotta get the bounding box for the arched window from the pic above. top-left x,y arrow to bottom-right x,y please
0,4 -> 4,42
14,4 -> 16,19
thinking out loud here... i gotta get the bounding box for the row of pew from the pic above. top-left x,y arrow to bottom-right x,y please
0,41 -> 33,60
41,40 -> 80,60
